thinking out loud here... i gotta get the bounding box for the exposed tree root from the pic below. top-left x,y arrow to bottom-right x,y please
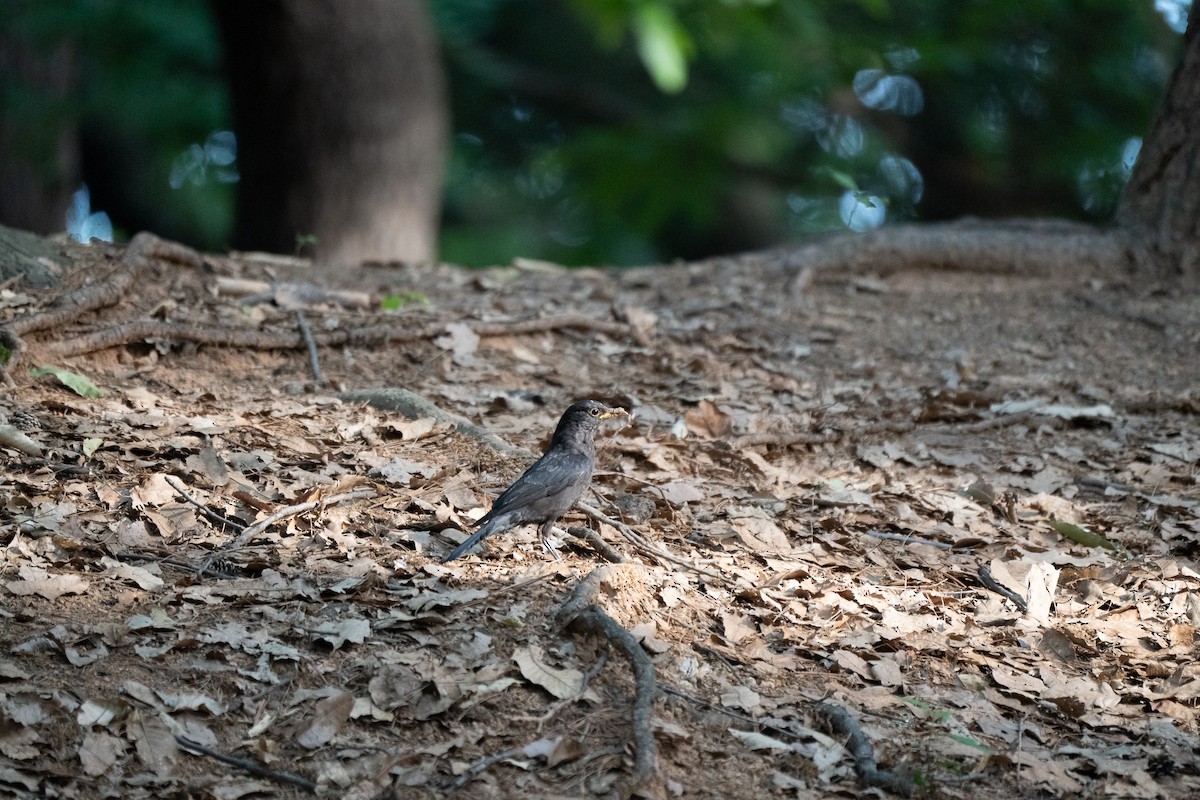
557,566 -> 659,790
784,218 -> 1127,299
816,702 -> 915,797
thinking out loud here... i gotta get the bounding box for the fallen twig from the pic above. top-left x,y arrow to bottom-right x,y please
864,529 -> 953,550
175,735 -> 316,793
816,703 -> 914,797
577,501 -> 725,582
229,488 -> 377,548
164,476 -> 245,533
566,525 -> 625,563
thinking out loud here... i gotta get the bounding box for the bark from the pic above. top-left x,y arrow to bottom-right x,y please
0,31 -> 79,236
212,0 -> 448,268
1114,3 -> 1200,277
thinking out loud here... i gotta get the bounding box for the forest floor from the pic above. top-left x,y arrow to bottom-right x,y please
1,234 -> 1198,800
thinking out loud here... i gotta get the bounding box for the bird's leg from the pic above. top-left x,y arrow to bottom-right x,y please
539,520 -> 563,562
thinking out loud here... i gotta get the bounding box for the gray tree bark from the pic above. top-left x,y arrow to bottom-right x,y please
213,0 -> 448,269
1114,2 -> 1200,277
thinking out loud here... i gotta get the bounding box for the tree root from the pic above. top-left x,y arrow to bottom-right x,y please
557,566 -> 659,789
784,218 -> 1127,299
2,233 -> 640,378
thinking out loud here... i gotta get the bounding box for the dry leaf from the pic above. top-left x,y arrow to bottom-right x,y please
513,646 -> 593,701
295,690 -> 354,749
683,400 -> 732,439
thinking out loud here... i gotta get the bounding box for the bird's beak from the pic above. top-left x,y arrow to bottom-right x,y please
599,407 -> 630,420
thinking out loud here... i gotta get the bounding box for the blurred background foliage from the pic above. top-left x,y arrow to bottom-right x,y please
3,0 -> 1187,265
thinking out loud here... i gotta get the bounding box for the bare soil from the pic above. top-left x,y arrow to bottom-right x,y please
1,241 -> 1198,799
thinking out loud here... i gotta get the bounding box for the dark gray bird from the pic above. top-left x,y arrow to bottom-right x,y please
441,400 -> 628,562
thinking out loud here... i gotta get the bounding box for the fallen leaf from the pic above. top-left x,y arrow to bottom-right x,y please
683,400 -> 732,439
513,646 -> 593,701
295,690 -> 354,749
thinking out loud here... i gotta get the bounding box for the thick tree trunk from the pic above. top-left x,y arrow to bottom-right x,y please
0,34 -> 79,235
1114,4 -> 1200,277
212,0 -> 448,268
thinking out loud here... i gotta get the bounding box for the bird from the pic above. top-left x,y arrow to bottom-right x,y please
441,400 -> 629,562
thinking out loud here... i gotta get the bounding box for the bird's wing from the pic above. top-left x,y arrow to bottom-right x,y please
486,448 -> 592,519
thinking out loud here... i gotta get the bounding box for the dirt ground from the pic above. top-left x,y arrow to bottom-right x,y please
1,238 -> 1198,799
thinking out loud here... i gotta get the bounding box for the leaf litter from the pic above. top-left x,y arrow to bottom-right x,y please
0,250 -> 1196,798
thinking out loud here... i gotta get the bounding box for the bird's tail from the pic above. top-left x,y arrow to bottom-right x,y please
440,517 -> 501,563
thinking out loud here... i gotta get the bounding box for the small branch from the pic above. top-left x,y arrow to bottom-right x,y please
175,735 -> 315,793
445,746 -> 524,792
558,567 -> 658,785
294,310 -> 324,384
863,529 -> 952,550
228,488 -> 377,548
815,703 -> 914,797
577,501 -> 725,582
164,476 -> 245,533
566,525 -> 624,563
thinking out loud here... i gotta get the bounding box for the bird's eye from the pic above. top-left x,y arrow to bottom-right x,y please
589,407 -> 601,416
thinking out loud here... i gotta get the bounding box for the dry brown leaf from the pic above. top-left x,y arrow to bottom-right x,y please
127,711 -> 178,777
683,400 -> 732,439
513,646 -> 594,701
79,730 -> 124,776
295,690 -> 354,749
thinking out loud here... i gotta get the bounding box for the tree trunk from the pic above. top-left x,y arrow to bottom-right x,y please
212,0 -> 448,268
0,33 -> 79,236
1114,3 -> 1200,277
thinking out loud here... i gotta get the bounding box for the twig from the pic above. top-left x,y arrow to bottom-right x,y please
295,309 -> 324,384
164,476 -> 245,533
557,567 -> 658,785
816,703 -> 914,797
577,501 -> 725,582
175,735 -> 315,793
976,565 -> 1028,612
228,488 -> 377,548
514,650 -> 610,729
445,746 -> 524,792
864,529 -> 952,550
566,525 -> 624,563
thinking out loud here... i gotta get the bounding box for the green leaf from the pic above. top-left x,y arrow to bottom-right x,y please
1049,520 -> 1120,552
946,733 -> 989,751
632,3 -> 691,94
380,291 -> 429,311
30,366 -> 104,398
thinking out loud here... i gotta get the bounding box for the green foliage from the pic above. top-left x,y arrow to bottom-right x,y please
5,0 -> 1184,267
5,0 -> 230,248
438,0 -> 1181,265
29,365 -> 104,398
380,291 -> 430,311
